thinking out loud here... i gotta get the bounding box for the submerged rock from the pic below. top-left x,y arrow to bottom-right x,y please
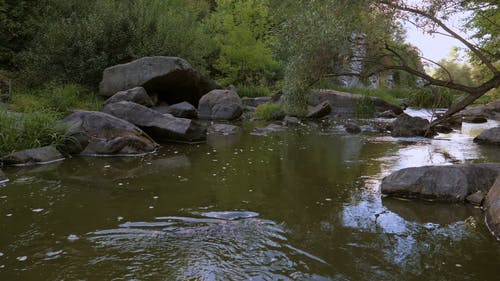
208,124 -> 241,136
391,113 -> 435,137
198,89 -> 243,120
485,177 -> 500,240
474,126 -> 500,146
251,124 -> 287,136
62,110 -> 158,156
344,123 -> 361,134
166,101 -> 198,119
381,163 -> 500,202
103,86 -> 154,107
306,101 -> 331,118
103,101 -> 206,143
99,56 -> 220,105
1,146 -> 64,166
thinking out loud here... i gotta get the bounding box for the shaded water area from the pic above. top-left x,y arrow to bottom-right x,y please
1,116 -> 500,280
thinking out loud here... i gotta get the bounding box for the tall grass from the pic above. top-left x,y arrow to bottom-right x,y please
0,109 -> 66,155
254,103 -> 285,120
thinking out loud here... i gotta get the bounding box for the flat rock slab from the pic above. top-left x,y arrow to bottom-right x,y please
381,163 -> 500,202
103,101 -> 206,143
99,56 -> 220,105
63,110 -> 159,156
1,146 -> 64,166
485,176 -> 500,240
474,126 -> 500,146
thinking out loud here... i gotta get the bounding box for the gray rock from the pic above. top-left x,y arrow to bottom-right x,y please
435,124 -> 453,134
283,116 -> 301,126
62,110 -> 158,156
381,163 -> 500,202
151,105 -> 171,115
391,113 -> 435,137
208,124 -> 241,136
103,87 -> 154,107
167,101 -> 198,118
99,56 -> 220,105
344,123 -> 361,134
241,96 -> 272,107
474,126 -> 500,146
198,90 -> 243,120
251,124 -> 287,136
308,89 -> 403,118
1,146 -> 64,166
307,101 -> 331,118
466,191 -> 485,206
462,116 -> 488,124
377,110 -> 398,118
485,176 -> 500,240
457,99 -> 500,121
103,101 -> 206,143
0,169 -> 7,183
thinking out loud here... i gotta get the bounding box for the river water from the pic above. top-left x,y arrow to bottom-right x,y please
0,115 -> 499,280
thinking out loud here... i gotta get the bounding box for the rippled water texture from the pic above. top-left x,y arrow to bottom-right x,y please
0,117 -> 499,280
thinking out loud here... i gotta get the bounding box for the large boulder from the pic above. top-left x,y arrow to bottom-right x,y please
198,90 -> 243,120
102,101 -> 206,143
457,99 -> 500,121
306,101 -> 331,118
391,113 -> 434,137
485,176 -> 500,240
99,57 -> 221,105
166,101 -> 198,119
381,163 -> 500,202
103,87 -> 154,107
308,89 -> 403,118
1,146 -> 64,166
0,169 -> 7,183
62,110 -> 158,156
474,126 -> 500,146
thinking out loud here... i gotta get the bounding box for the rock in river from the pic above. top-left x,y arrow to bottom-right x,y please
198,89 -> 243,120
381,163 -> 500,202
99,56 -> 220,105
62,110 -> 159,156
103,86 -> 154,107
474,126 -> 500,146
103,101 -> 206,143
166,101 -> 198,119
391,113 -> 435,137
1,146 -> 64,166
484,176 -> 500,240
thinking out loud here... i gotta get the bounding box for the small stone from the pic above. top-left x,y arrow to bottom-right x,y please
466,191 -> 485,206
16,256 -> 27,262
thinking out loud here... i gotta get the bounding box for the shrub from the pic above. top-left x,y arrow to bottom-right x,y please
236,84 -> 273,98
254,103 -> 285,120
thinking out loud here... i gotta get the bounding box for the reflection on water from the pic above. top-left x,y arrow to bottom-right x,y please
0,117 -> 500,280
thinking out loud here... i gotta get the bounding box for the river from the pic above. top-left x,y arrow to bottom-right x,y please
0,113 -> 499,280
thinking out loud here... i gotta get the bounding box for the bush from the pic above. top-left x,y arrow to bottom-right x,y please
0,108 -> 66,156
254,103 -> 285,120
406,88 -> 457,108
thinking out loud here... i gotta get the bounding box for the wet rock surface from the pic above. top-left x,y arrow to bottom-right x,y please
485,177 -> 500,240
306,101 -> 331,118
103,101 -> 206,143
391,113 -> 434,137
251,124 -> 287,136
166,101 -> 198,119
62,110 -> 158,155
381,163 -> 500,202
208,124 -> 241,136
474,126 -> 500,146
1,146 -> 64,166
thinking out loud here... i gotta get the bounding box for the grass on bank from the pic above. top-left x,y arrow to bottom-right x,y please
254,103 -> 285,120
0,83 -> 102,156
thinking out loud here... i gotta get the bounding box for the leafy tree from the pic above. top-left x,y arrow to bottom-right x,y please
206,0 -> 279,86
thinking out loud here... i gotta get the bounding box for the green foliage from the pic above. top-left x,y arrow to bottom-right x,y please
0,108 -> 66,155
406,88 -> 457,108
236,84 -> 273,98
11,84 -> 102,116
254,103 -> 285,120
432,48 -> 476,87
18,0 -> 214,87
355,97 -> 375,118
207,0 -> 279,86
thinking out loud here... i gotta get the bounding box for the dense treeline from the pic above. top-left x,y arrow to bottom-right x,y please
0,0 -> 498,108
